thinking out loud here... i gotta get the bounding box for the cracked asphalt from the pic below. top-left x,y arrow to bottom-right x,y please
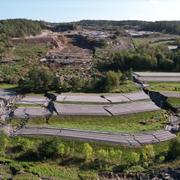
13,127 -> 176,146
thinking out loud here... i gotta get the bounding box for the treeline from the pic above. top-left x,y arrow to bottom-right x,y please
97,45 -> 180,72
78,20 -> 148,28
0,19 -> 43,37
51,23 -> 76,32
78,20 -> 180,35
142,21 -> 180,35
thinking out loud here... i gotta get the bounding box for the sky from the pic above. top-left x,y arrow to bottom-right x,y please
0,0 -> 180,22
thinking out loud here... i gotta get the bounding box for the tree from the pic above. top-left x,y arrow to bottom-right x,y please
83,143 -> 93,163
141,145 -> 155,166
109,149 -> 122,164
15,137 -> 33,152
58,143 -> 65,156
168,137 -> 180,160
18,66 -> 60,93
96,149 -> 109,169
125,152 -> 140,166
0,34 -> 11,60
37,138 -> 59,160
0,19 -> 42,37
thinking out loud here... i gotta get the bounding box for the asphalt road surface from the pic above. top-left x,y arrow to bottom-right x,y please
13,127 -> 176,146
138,77 -> 180,82
162,92 -> 180,98
0,90 -> 178,105
0,89 -> 15,99
18,91 -> 150,105
134,72 -> 180,82
14,101 -> 160,117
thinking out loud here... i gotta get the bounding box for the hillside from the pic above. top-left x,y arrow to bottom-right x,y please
0,19 -> 180,93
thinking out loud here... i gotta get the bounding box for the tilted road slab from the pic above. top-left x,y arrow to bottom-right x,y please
17,96 -> 46,105
139,77 -> 180,82
14,107 -> 49,118
102,94 -> 130,103
14,101 -> 161,117
134,72 -> 180,82
123,91 -> 150,101
161,92 -> 180,98
55,103 -> 111,116
0,89 -> 15,99
57,94 -> 108,103
105,101 -> 160,116
13,127 -> 176,146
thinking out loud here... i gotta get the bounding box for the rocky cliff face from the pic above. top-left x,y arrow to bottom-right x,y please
99,168 -> 180,180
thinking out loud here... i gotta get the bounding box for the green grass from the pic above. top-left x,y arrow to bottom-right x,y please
149,82 -> 180,92
0,83 -> 18,89
17,104 -> 42,108
13,111 -> 167,133
0,83 -> 17,90
14,43 -> 48,62
0,160 -> 98,180
13,173 -> 39,180
133,38 -> 150,46
167,97 -> 180,107
151,40 -> 175,46
29,163 -> 80,180
110,81 -> 139,93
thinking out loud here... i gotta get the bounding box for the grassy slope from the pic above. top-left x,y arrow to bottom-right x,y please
167,97 -> 180,107
110,80 -> 139,93
12,111 -> 167,133
149,82 -> 180,92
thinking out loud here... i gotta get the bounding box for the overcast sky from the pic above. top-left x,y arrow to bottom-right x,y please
0,0 -> 180,22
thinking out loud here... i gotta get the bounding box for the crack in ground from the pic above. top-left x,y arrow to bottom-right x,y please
103,106 -> 114,116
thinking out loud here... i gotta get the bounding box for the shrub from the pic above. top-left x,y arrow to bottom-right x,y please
58,143 -> 65,156
15,138 -> 33,152
125,152 -> 140,166
158,155 -> 165,163
0,131 -> 9,155
37,138 -> 59,160
125,165 -> 145,173
96,149 -> 109,169
83,143 -> 94,163
168,137 -> 180,160
105,71 -> 119,91
18,66 -> 60,93
141,145 -> 155,163
109,149 -> 122,164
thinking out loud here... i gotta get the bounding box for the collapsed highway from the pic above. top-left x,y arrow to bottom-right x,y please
0,73 -> 179,146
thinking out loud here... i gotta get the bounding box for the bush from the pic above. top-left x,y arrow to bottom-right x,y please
141,145 -> 155,163
83,143 -> 94,163
15,138 -> 33,152
18,66 -> 61,93
13,173 -> 39,180
105,71 -> 119,91
168,137 -> 180,160
37,138 -> 60,160
158,155 -> 165,163
58,143 -> 65,156
125,152 -> 140,166
125,165 -> 145,173
109,149 -> 122,164
96,149 -> 109,169
10,162 -> 23,175
0,131 -> 9,155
